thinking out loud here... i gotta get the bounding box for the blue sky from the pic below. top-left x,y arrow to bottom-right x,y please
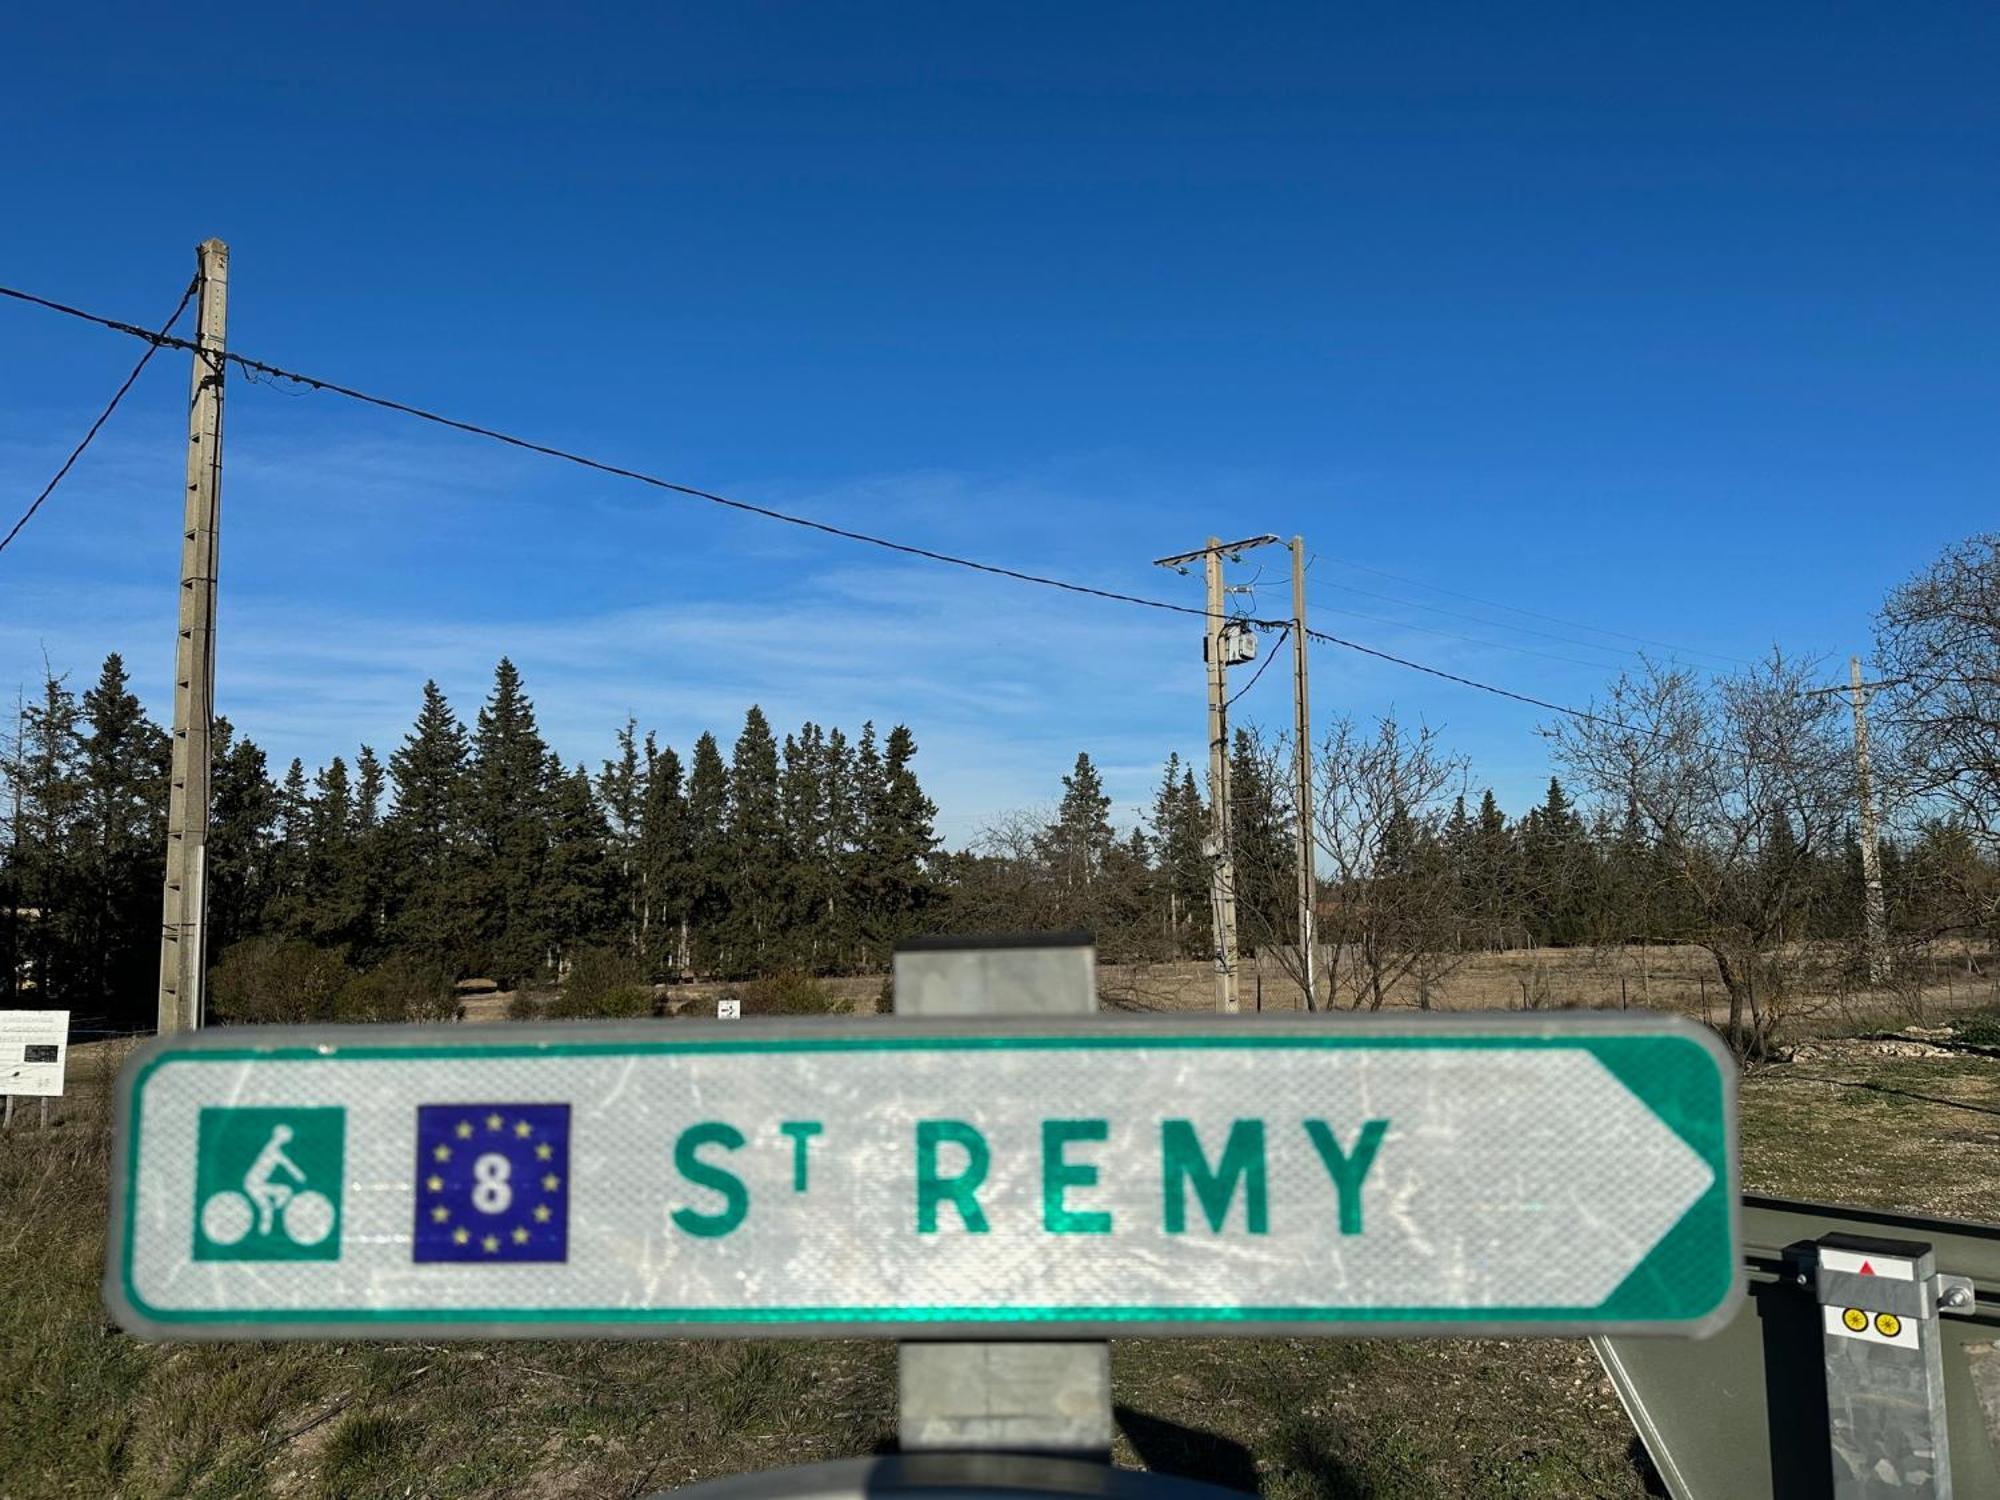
3,3 -> 1995,842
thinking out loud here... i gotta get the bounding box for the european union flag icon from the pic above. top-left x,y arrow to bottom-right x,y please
413,1102 -> 570,1263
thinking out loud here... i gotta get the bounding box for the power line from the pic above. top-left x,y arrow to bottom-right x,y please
0,278 -> 199,558
0,279 -> 1746,755
1308,593 -> 1633,673
1316,553 -> 1753,668
0,281 -> 1239,626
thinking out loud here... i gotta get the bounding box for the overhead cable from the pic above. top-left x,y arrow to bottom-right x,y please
0,277 -> 199,557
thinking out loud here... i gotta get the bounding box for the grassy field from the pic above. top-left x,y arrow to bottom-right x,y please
4,1024 -> 1997,1500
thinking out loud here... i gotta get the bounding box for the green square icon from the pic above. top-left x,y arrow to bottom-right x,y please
193,1106 -> 345,1262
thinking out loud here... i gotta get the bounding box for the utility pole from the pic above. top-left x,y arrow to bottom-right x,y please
1203,539 -> 1239,1014
156,239 -> 229,1035
1290,537 -> 1317,1011
1808,657 -> 1899,987
1848,656 -> 1889,985
1155,533 -> 1279,1014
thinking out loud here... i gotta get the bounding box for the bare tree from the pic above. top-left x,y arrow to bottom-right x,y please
1234,718 -> 1470,1011
1875,534 -> 2000,940
1548,654 -> 1851,1058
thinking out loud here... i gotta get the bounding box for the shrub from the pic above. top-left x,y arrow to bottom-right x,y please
208,938 -> 349,1026
735,972 -> 848,1017
332,953 -> 458,1025
547,947 -> 654,1019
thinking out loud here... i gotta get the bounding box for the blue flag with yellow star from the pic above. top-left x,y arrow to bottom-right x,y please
412,1102 -> 570,1263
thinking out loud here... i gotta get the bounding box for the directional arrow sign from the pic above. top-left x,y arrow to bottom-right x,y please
106,1014 -> 1737,1340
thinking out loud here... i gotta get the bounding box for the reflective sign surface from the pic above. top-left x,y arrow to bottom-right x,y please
107,1015 -> 1737,1339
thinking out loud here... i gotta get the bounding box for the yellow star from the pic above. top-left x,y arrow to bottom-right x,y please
485,1112 -> 504,1132
532,1203 -> 552,1223
481,1234 -> 500,1253
455,1120 -> 474,1139
514,1120 -> 533,1138
432,1144 -> 451,1163
541,1173 -> 560,1192
452,1226 -> 470,1245
431,1205 -> 450,1224
426,1174 -> 443,1192
512,1226 -> 530,1245
534,1142 -> 553,1161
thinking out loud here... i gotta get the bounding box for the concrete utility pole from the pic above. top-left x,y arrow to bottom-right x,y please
1290,537 -> 1317,1011
1807,656 -> 1897,987
1203,540 -> 1240,1014
1847,656 -> 1889,984
156,239 -> 229,1035
1155,534 -> 1279,1015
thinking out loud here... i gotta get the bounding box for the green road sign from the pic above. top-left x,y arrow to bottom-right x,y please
106,1014 -> 1738,1341
192,1106 -> 345,1261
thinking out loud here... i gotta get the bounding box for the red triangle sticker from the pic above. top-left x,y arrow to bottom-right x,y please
1860,1261 -> 1876,1276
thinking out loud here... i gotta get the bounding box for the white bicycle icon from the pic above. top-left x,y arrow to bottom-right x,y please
199,1123 -> 335,1248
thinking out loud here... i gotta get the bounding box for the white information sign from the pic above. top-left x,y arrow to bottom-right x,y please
1,1009 -> 70,1098
106,1014 -> 1737,1341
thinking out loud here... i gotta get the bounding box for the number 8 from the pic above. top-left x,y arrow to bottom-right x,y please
472,1152 -> 513,1214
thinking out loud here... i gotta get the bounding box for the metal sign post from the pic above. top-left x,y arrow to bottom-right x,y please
103,1003 -> 1735,1341
1812,1234 -> 1962,1497
891,934 -> 1111,1460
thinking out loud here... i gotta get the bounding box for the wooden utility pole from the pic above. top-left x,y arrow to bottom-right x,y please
1290,537 -> 1317,1011
1848,656 -> 1889,984
1154,534 -> 1279,1015
156,239 -> 229,1035
1203,539 -> 1241,1013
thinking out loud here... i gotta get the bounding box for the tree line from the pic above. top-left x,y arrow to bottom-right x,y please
3,533 -> 1995,1051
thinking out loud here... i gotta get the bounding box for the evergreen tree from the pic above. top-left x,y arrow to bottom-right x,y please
869,725 -> 939,957
597,718 -> 647,958
683,731 -> 731,973
1227,728 -> 1291,946
385,680 -> 473,964
720,706 -> 785,976
267,758 -> 312,938
208,718 -> 279,955
780,723 -> 835,969
76,654 -> 169,1015
637,741 -> 691,975
467,659 -> 555,982
354,746 -> 385,830
302,756 -> 367,953
543,760 -> 619,969
12,674 -> 84,1006
1151,758 -> 1210,959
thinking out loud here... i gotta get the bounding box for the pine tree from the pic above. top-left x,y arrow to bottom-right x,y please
597,718 -> 647,958
870,725 -> 939,958
208,718 -> 279,955
720,706 -> 785,976
385,680 -> 473,964
355,746 -> 385,831
780,723 -> 835,969
543,760 -> 619,970
268,758 -> 312,937
303,757 -> 367,953
1151,759 -> 1210,959
76,654 -> 169,1016
13,674 -> 84,1006
1227,728 -> 1291,946
1037,752 -> 1115,933
467,659 -> 555,982
683,732 -> 731,973
637,742 -> 691,976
